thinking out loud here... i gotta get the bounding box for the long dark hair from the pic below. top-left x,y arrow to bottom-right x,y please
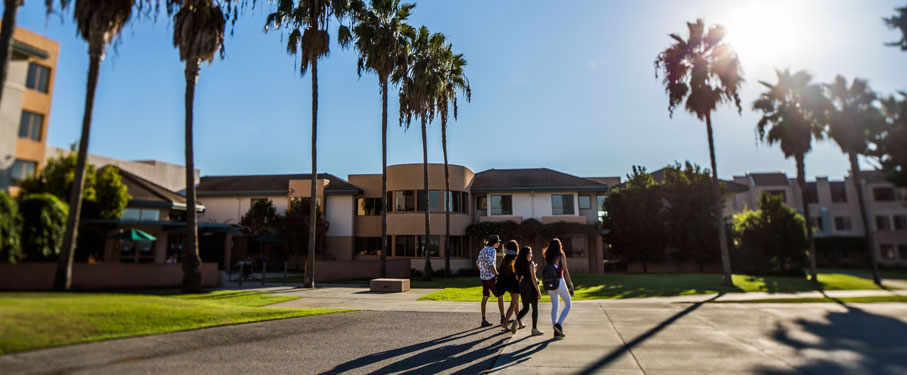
544,238 -> 565,266
500,240 -> 518,276
515,246 -> 533,279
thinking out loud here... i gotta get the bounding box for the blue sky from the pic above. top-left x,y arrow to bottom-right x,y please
16,0 -> 907,181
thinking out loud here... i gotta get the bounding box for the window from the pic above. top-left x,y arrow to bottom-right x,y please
561,236 -> 585,257
597,195 -> 607,221
806,184 -> 819,203
460,192 -> 469,213
873,187 -> 896,202
764,190 -> 786,202
578,195 -> 592,209
417,235 -> 440,257
899,245 -> 907,260
9,159 -> 36,185
477,196 -> 487,211
122,208 -> 160,221
830,182 -> 847,203
417,190 -> 441,212
447,236 -> 465,258
876,216 -> 892,231
894,215 -> 907,231
446,191 -> 468,214
810,217 -> 824,232
395,191 -> 416,212
834,216 -> 853,231
26,63 -> 50,93
880,244 -> 895,260
386,191 -> 394,213
394,235 -> 416,257
490,195 -> 512,215
119,239 -> 155,263
355,237 -> 383,256
551,194 -> 575,215
356,197 -> 382,216
167,234 -> 184,261
18,111 -> 43,141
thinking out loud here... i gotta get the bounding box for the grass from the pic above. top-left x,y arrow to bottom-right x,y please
711,295 -> 907,304
417,272 -> 890,302
819,268 -> 907,281
0,290 -> 352,354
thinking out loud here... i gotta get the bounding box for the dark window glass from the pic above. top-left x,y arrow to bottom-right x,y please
830,182 -> 847,203
26,63 -> 50,93
811,217 -> 824,232
386,191 -> 394,212
880,244 -> 895,260
18,111 -> 43,141
460,192 -> 469,213
395,191 -> 415,212
10,159 -> 36,185
552,194 -> 575,215
446,191 -> 464,213
873,187 -> 896,202
806,184 -> 819,203
477,196 -> 487,210
357,197 -> 382,216
395,235 -> 416,257
894,215 -> 907,231
355,237 -> 382,256
597,195 -> 608,221
899,245 -> 907,260
834,216 -> 852,231
490,195 -> 512,215
876,216 -> 892,231
417,190 -> 441,212
417,235 -> 440,257
447,236 -> 464,258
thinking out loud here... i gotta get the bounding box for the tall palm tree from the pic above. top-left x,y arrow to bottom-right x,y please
654,19 -> 744,286
397,25 -> 444,281
434,44 -> 469,277
173,0 -> 225,292
350,0 -> 414,277
884,5 -> 907,50
753,69 -> 827,283
876,94 -> 907,188
825,76 -> 883,286
266,0 -> 354,288
54,0 -> 135,291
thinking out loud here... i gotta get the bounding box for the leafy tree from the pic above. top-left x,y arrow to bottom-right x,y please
732,193 -> 808,276
19,155 -> 129,221
876,94 -> 907,189
0,191 -> 21,263
603,167 -> 666,273
173,0 -> 227,292
654,19 -> 743,285
19,193 -> 68,262
266,0 -> 355,288
753,69 -> 827,282
884,5 -> 907,50
240,199 -> 284,238
283,198 -> 329,268
350,0 -> 414,277
662,161 -> 720,270
397,25 -> 446,281
825,76 -> 883,285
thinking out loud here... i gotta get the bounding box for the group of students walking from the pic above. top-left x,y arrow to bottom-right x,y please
475,235 -> 574,338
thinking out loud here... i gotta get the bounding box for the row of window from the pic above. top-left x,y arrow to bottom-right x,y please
790,185 -> 899,205
812,215 -> 907,232
354,235 -> 467,258
478,194 -> 589,216
357,191 -> 470,216
880,244 -> 907,261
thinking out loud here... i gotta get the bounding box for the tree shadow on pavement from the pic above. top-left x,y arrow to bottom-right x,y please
757,293 -> 907,375
319,326 -> 507,374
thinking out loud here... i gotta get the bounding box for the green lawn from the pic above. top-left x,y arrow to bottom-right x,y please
819,268 -> 907,281
711,295 -> 907,303
418,273 -> 889,302
0,290 -> 351,354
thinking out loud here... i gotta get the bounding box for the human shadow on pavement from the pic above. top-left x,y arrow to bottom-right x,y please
577,293 -> 722,375
757,295 -> 907,375
480,336 -> 555,374
320,326 -> 506,374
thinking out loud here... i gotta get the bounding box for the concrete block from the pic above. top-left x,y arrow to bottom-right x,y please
370,278 -> 410,292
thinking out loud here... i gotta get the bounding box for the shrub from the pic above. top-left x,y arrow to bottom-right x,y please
731,193 -> 808,276
0,191 -> 22,263
19,193 -> 68,261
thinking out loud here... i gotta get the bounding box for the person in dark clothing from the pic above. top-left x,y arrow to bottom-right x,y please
498,240 -> 523,332
515,246 -> 544,336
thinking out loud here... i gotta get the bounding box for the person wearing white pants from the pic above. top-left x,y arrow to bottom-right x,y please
543,238 -> 574,338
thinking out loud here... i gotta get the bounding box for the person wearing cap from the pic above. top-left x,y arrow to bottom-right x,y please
476,234 -> 505,327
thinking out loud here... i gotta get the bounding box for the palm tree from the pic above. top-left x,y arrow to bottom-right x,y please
876,94 -> 907,188
654,19 -> 744,286
753,69 -> 827,282
825,76 -> 883,286
266,0 -> 354,288
884,5 -> 907,50
350,0 -> 414,277
434,44 -> 469,277
173,0 -> 225,292
54,0 -> 135,291
397,25 -> 445,281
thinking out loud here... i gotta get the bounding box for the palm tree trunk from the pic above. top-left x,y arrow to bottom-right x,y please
421,116 -> 432,281
796,155 -> 818,283
380,76 -> 388,277
442,119 -> 451,277
305,59 -> 318,289
849,152 -> 880,285
0,0 -> 23,105
182,60 -> 203,293
705,113 -> 733,286
54,39 -> 104,291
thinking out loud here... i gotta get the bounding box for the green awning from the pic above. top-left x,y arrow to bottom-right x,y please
110,229 -> 157,241
253,234 -> 285,243
12,40 -> 48,59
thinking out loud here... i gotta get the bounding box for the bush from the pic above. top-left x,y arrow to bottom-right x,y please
19,193 -> 68,261
731,193 -> 808,276
0,191 -> 22,263
457,267 -> 479,277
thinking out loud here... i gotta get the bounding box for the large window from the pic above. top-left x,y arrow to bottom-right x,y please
806,184 -> 819,203
830,182 -> 847,203
395,191 -> 416,212
119,239 -> 155,263
122,208 -> 160,221
355,237 -> 383,256
490,195 -> 512,215
476,196 -> 487,211
578,195 -> 592,209
9,159 -> 36,185
810,217 -> 824,232
873,187 -> 896,202
357,197 -> 382,216
899,245 -> 907,261
551,194 -> 575,215
597,195 -> 607,221
394,235 -> 416,257
18,111 -> 43,141
447,236 -> 466,258
417,190 -> 441,212
26,63 -> 50,93
561,236 -> 585,257
834,216 -> 853,231
446,191 -> 468,214
417,235 -> 440,257
880,244 -> 895,260
894,215 -> 907,231
876,216 -> 892,231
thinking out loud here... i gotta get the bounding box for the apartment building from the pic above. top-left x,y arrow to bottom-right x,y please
730,171 -> 907,266
0,25 -> 58,194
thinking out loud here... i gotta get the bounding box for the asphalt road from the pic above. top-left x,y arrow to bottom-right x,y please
0,311 -> 508,375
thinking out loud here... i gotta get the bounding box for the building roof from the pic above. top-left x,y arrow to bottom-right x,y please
471,168 -> 610,192
613,167 -> 748,192
116,168 -> 202,210
748,172 -> 791,186
197,173 -> 361,196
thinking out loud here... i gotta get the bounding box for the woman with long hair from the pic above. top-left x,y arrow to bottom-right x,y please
514,246 -> 543,336
498,240 -> 523,332
544,238 -> 574,338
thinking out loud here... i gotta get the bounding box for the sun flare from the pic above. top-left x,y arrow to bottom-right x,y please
721,1 -> 810,68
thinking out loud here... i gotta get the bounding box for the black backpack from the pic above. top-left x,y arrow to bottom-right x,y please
542,263 -> 560,290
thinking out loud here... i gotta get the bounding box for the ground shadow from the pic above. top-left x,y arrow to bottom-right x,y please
319,326 -> 506,374
757,294 -> 907,375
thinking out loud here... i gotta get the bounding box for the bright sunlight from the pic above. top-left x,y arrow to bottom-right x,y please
721,0 -> 812,67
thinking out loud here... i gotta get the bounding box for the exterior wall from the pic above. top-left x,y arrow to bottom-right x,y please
0,263 -> 218,291
307,258 -> 410,282
45,146 -> 200,193
199,195 -> 288,224
325,195 -> 354,236
478,191 -> 582,221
